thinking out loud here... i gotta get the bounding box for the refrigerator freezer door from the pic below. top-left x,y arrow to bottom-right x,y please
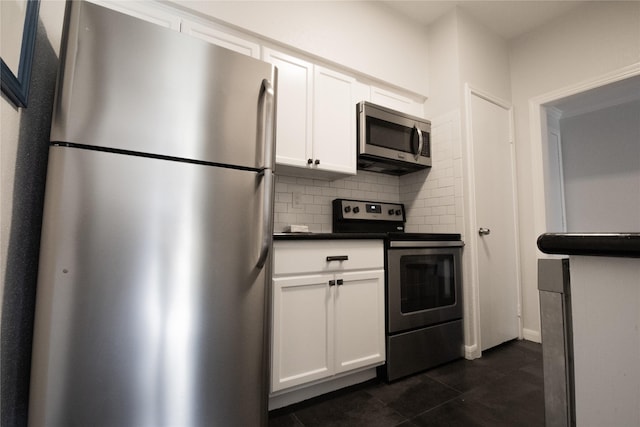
29,147 -> 270,426
51,2 -> 277,170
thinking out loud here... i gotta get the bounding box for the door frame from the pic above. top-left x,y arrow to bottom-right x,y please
529,62 -> 640,243
463,83 -> 523,358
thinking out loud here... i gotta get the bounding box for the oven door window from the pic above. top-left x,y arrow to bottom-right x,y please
400,254 -> 455,313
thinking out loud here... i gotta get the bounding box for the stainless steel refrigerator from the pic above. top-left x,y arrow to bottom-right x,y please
28,2 -> 276,426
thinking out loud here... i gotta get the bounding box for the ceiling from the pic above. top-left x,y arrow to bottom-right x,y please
381,1 -> 585,40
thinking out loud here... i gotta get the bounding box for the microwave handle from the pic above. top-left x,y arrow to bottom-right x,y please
413,126 -> 424,160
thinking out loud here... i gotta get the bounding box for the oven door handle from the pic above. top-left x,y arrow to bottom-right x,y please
388,241 -> 464,248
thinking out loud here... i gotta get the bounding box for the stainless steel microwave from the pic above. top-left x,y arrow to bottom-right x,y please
357,101 -> 431,175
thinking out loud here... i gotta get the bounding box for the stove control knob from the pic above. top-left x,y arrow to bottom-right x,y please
344,206 -> 351,213
353,207 -> 360,214
395,209 -> 402,216
388,209 -> 395,215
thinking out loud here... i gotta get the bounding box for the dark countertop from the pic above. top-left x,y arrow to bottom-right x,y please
274,232 -> 387,240
537,233 -> 640,258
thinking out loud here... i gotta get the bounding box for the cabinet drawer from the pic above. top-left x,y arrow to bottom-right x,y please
273,240 -> 383,275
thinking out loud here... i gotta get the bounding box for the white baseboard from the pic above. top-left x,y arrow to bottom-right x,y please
465,344 -> 480,359
522,328 -> 541,343
268,368 -> 377,410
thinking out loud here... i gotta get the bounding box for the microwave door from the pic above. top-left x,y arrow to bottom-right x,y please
357,101 -> 432,174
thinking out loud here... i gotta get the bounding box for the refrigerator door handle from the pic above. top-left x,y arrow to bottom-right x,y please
256,78 -> 276,269
257,169 -> 274,269
260,78 -> 276,170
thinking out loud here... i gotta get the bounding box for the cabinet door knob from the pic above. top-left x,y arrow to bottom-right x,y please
336,279 -> 343,286
314,159 -> 320,165
329,280 -> 336,286
307,158 -> 313,164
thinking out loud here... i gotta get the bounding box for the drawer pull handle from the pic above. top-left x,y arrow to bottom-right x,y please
326,255 -> 349,262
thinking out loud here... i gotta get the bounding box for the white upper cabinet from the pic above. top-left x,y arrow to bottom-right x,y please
263,48 -> 360,179
312,66 -> 357,177
88,0 -> 181,30
181,20 -> 261,58
262,48 -> 314,171
371,85 -> 425,118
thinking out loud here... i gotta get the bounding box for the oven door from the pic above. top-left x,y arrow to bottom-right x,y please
387,246 -> 462,334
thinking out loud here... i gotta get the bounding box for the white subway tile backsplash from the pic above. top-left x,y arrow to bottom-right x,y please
273,170 -> 401,232
400,111 -> 464,236
440,215 -> 456,224
274,111 -> 465,235
438,177 -> 455,188
432,206 -> 447,216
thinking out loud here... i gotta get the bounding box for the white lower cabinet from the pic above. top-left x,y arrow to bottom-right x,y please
272,273 -> 334,391
333,270 -> 386,374
270,240 -> 385,395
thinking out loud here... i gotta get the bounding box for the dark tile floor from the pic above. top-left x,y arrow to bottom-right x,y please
269,339 -> 543,427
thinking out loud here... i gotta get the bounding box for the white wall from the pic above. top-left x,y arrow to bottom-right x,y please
422,7 -> 514,355
457,10 -> 511,102
561,100 -> 640,232
425,9 -> 459,118
509,1 -> 640,340
1,2 -> 66,424
570,256 -> 640,426
170,0 -> 430,96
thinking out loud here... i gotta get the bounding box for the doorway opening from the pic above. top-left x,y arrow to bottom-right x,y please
538,73 -> 640,233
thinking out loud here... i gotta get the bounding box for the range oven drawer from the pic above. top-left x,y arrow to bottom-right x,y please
384,319 -> 463,382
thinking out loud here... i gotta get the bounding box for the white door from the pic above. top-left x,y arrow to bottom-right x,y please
468,89 -> 520,351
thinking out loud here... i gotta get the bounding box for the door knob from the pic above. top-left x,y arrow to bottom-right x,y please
478,227 -> 491,236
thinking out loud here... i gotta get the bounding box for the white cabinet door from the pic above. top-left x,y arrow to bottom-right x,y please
334,270 -> 386,374
371,86 -> 424,118
181,20 -> 260,58
88,0 -> 181,30
312,66 -> 357,176
262,48 -> 313,170
271,274 -> 333,392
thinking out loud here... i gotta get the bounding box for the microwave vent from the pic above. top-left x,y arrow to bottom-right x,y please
357,155 -> 428,176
